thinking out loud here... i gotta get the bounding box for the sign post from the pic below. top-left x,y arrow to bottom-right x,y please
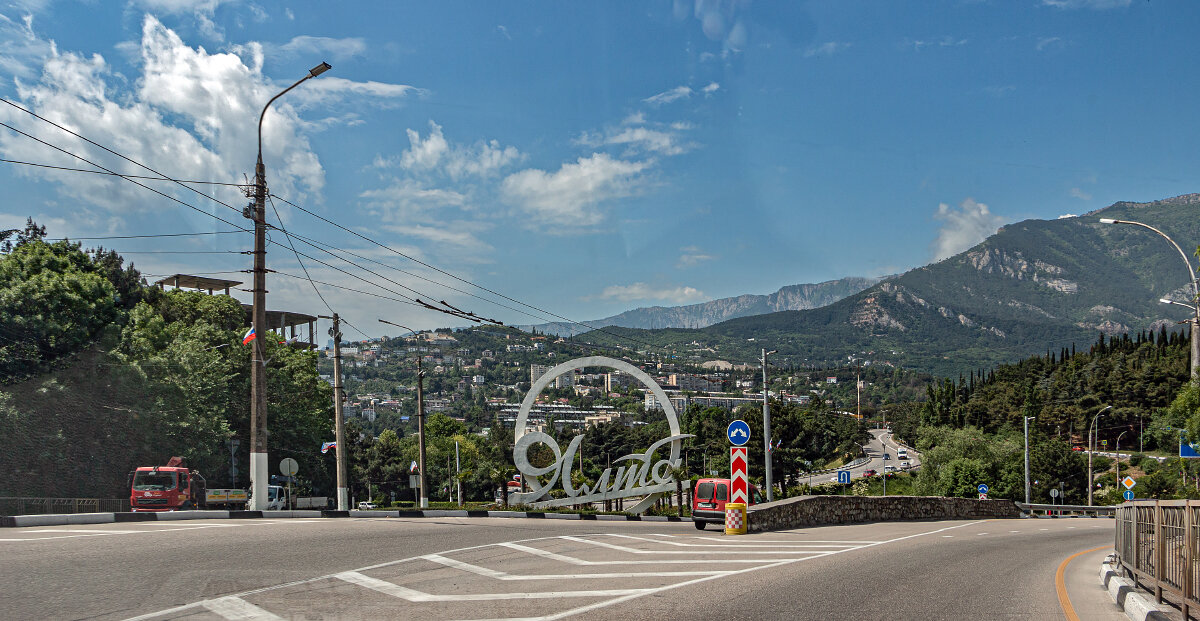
280,458 -> 298,510
977,483 -> 989,500
727,420 -> 750,535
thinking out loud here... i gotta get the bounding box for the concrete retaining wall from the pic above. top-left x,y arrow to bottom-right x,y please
747,495 -> 1022,532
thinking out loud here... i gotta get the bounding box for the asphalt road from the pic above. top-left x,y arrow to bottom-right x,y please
1,515 -> 1125,620
801,428 -> 920,486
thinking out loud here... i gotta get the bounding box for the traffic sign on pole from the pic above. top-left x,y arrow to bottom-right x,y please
727,420 -> 750,446
837,470 -> 851,485
1121,476 -> 1136,490
977,483 -> 989,495
730,447 -> 749,504
1123,490 -> 1135,501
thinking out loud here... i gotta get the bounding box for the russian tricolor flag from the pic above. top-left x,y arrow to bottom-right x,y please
242,326 -> 256,345
321,441 -> 336,454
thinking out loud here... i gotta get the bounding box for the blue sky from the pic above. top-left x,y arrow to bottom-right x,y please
2,0 -> 1198,338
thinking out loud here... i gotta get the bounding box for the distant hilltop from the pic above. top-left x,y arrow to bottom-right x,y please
527,276 -> 883,336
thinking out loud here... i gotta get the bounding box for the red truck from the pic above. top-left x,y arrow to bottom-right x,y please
128,457 -> 207,512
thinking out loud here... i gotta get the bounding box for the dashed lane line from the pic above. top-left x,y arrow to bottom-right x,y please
608,534 -> 869,548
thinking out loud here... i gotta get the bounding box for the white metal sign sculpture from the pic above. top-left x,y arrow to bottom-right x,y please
510,356 -> 691,514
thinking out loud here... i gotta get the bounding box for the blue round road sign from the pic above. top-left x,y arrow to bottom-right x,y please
977,484 -> 989,495
1123,490 -> 1135,501
727,420 -> 751,446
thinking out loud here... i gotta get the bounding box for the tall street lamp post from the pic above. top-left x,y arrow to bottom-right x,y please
1088,405 -> 1112,506
379,319 -> 428,508
1115,430 -> 1129,484
1100,218 -> 1200,380
247,61 -> 331,510
760,349 -> 777,501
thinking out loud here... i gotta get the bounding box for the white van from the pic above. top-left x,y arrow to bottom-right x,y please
897,447 -> 909,460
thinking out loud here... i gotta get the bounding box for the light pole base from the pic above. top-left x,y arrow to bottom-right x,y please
249,451 -> 268,511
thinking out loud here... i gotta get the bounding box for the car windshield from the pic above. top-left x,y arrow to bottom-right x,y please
132,471 -> 177,491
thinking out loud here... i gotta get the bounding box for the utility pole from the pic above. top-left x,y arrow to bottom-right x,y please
455,440 -> 462,508
247,61 -> 331,511
416,354 -> 428,508
761,348 -> 777,501
321,313 -> 348,511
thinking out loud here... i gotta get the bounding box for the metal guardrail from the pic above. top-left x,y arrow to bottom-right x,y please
1018,502 -> 1116,517
1115,500 -> 1199,619
0,497 -> 130,516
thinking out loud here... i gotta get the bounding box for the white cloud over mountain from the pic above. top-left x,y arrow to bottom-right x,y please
930,198 -> 1007,261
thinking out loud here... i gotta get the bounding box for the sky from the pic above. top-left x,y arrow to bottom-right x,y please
2,0 -> 1200,341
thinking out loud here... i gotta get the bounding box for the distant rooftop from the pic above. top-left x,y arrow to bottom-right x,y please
153,274 -> 242,294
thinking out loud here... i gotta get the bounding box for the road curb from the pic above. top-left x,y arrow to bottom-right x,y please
1100,558 -> 1174,620
1,510 -> 695,527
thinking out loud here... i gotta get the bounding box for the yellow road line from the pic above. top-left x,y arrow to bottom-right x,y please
1056,545 -> 1109,621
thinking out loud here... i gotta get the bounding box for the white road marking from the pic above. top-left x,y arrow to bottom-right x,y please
1041,528 -> 1050,531
612,534 -> 866,548
977,532 -> 988,535
942,535 -> 953,538
1010,530 -> 1020,533
561,536 -> 831,555
336,571 -> 653,601
648,535 -> 880,544
24,529 -> 142,534
499,542 -> 819,565
421,554 -> 732,580
201,596 -> 284,621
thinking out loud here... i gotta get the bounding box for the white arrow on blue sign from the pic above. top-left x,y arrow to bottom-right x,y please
977,484 -> 989,495
727,420 -> 751,446
838,470 -> 851,485
1123,490 -> 1135,501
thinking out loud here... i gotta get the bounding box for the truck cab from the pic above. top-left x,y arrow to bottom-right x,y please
690,478 -> 763,530
129,465 -> 206,512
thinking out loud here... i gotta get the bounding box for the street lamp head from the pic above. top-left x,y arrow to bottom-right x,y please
1160,298 -> 1174,305
309,62 -> 332,78
1099,218 -> 1118,224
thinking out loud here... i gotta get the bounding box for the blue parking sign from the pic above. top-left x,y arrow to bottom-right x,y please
977,484 -> 989,495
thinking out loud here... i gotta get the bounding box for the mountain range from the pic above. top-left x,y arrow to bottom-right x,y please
575,194 -> 1200,376
532,277 -> 882,335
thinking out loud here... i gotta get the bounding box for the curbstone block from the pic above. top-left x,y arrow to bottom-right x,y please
157,510 -> 229,521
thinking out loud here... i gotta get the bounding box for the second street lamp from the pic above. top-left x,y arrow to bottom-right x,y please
1088,405 -> 1111,506
1099,217 -> 1200,380
247,61 -> 331,511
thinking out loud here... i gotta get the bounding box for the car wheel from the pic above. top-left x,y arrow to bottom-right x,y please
694,519 -> 705,530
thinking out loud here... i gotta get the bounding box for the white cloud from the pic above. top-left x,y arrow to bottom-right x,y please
676,0 -> 748,55
577,125 -> 693,156
643,85 -> 692,106
595,282 -> 707,304
0,15 -> 416,220
804,42 -> 850,58
500,153 -> 650,228
496,25 -> 512,40
1070,187 -> 1092,200
391,120 -> 521,179
677,246 -> 714,268
380,222 -> 493,254
0,13 -> 55,80
360,179 -> 467,222
930,198 -> 1007,261
1036,36 -> 1063,51
909,36 -> 968,51
701,81 -> 720,95
1042,0 -> 1130,9
622,111 -> 645,125
1057,213 -> 1078,219
131,0 -> 239,41
276,36 -> 366,62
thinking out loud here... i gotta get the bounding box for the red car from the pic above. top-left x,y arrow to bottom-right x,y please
862,469 -> 877,477
691,478 -> 763,530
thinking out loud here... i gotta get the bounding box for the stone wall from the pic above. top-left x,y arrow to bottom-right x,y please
746,495 -> 1021,532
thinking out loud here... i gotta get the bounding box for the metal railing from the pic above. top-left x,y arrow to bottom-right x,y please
1114,500 -> 1199,619
0,497 -> 130,516
1018,502 -> 1116,517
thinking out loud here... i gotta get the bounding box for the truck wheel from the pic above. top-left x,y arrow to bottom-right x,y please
179,501 -> 194,510
694,520 -> 705,530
